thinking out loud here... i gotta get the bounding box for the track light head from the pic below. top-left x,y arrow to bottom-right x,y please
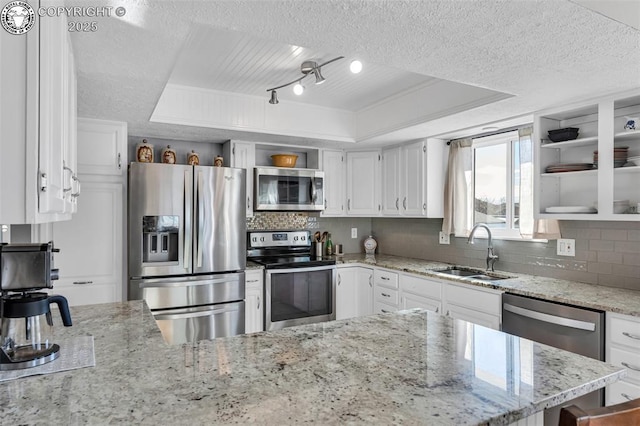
293,83 -> 304,95
269,90 -> 279,104
313,67 -> 325,85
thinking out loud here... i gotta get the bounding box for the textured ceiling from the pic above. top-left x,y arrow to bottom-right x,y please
71,0 -> 640,146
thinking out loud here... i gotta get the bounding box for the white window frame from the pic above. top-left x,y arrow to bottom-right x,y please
472,131 -> 523,240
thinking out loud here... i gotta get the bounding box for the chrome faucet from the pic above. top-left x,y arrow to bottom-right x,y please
467,223 -> 498,271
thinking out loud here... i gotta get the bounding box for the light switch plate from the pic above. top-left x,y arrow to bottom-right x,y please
439,231 -> 450,245
351,228 -> 357,239
557,238 -> 575,256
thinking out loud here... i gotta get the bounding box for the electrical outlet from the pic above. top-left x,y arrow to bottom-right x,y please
351,228 -> 358,239
439,231 -> 450,245
557,238 -> 575,257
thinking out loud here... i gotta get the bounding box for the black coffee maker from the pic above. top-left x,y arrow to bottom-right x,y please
0,242 -> 72,370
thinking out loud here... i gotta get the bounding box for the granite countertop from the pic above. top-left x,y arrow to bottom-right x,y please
334,254 -> 640,317
0,301 -> 625,425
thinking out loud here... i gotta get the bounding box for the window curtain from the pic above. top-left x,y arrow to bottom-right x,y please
518,127 -> 561,240
442,138 -> 473,237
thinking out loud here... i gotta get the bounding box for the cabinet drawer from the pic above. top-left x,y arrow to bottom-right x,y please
608,314 -> 640,351
444,282 -> 502,315
400,274 -> 441,300
374,269 -> 398,288
402,293 -> 441,314
609,346 -> 640,384
606,379 -> 640,406
53,282 -> 120,307
375,286 -> 398,305
374,300 -> 399,315
446,303 -> 501,330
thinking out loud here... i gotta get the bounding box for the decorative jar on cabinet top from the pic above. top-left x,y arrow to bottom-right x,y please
161,146 -> 177,164
187,150 -> 200,165
135,139 -> 154,163
214,155 -> 224,167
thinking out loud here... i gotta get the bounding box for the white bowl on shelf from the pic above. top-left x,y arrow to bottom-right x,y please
613,200 -> 630,214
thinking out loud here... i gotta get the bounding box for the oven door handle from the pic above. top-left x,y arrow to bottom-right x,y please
503,303 -> 596,331
153,304 -> 241,321
266,265 -> 336,274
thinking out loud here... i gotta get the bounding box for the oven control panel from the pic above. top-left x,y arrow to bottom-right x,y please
248,231 -> 310,248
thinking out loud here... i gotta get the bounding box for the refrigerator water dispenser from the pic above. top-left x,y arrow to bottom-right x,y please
142,216 -> 179,263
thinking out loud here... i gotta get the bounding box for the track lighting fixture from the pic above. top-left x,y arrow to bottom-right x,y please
267,56 -> 360,104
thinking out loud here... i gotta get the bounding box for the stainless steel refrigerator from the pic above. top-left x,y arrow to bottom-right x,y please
128,162 -> 246,344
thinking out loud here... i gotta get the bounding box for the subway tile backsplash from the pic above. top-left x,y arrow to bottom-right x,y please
371,218 -> 640,291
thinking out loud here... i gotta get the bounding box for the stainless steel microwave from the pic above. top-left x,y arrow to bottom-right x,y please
254,167 -> 324,211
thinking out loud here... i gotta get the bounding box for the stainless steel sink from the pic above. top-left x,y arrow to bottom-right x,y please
434,267 -> 510,281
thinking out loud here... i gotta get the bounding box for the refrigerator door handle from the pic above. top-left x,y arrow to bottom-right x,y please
196,170 -> 204,268
183,170 -> 191,269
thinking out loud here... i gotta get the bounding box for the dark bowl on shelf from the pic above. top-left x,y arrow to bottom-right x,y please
548,127 -> 579,142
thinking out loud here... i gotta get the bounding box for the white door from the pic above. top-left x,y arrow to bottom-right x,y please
229,141 -> 255,217
381,147 -> 401,215
356,267 -> 374,317
49,182 -> 123,306
244,270 -> 264,333
403,141 -> 425,216
77,118 -> 127,176
336,268 -> 358,320
321,149 -> 345,216
346,151 -> 380,215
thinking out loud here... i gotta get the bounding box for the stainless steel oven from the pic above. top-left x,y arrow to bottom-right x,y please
247,230 -> 336,331
254,167 -> 324,211
265,265 -> 336,330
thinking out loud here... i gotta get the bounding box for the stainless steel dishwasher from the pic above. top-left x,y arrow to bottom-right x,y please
501,293 -> 605,426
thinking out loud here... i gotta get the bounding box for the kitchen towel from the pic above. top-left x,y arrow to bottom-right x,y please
0,335 -> 95,382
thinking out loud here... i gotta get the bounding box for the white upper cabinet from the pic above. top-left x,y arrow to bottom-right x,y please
346,151 -> 380,216
0,4 -> 77,224
321,149 -> 345,216
381,140 -> 445,218
224,140 -> 256,217
534,90 -> 640,221
77,118 -> 127,176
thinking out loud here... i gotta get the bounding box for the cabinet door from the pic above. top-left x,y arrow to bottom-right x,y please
401,293 -> 441,314
381,147 -> 401,215
38,9 -> 68,215
346,151 -> 380,215
49,182 -> 123,306
356,267 -> 373,317
245,270 -> 264,334
229,141 -> 255,217
63,46 -> 78,214
402,141 -> 425,216
77,118 -> 127,176
336,268 -> 358,320
445,304 -> 500,330
321,150 -> 345,216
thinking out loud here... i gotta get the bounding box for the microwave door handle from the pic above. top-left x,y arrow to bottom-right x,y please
196,170 -> 203,268
183,170 -> 191,269
310,177 -> 317,204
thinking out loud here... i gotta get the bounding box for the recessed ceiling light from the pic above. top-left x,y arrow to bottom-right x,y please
350,60 -> 363,74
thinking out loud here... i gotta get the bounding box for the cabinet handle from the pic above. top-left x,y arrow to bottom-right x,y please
446,310 -> 450,316
369,275 -> 372,287
435,307 -> 439,313
381,276 -> 390,281
325,198 -> 327,209
338,274 -> 341,286
381,293 -> 391,298
73,281 -> 93,285
621,362 -> 640,372
247,279 -> 259,283
622,393 -> 633,401
40,173 -> 48,192
395,198 -> 399,210
63,166 -> 73,192
403,197 -> 407,210
423,203 -> 426,210
348,199 -> 351,210
623,332 -> 640,341
381,309 -> 390,313
247,196 -> 251,210
71,175 -> 81,198
257,296 -> 260,309
118,153 -> 122,170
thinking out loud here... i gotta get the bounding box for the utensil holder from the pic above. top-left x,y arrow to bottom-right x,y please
313,242 -> 324,258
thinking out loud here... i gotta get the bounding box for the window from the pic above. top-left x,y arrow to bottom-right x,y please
472,130 -> 523,239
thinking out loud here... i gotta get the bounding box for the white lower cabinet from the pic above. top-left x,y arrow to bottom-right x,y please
47,182 -> 123,306
356,267 -> 374,317
399,273 -> 442,314
373,268 -> 399,314
606,312 -> 640,405
337,267 -> 359,320
443,282 -> 502,330
244,269 -> 264,334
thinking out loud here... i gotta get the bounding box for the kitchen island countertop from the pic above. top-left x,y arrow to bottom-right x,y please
0,301 -> 625,425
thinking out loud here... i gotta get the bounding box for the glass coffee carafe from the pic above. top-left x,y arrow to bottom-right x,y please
0,292 -> 72,370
